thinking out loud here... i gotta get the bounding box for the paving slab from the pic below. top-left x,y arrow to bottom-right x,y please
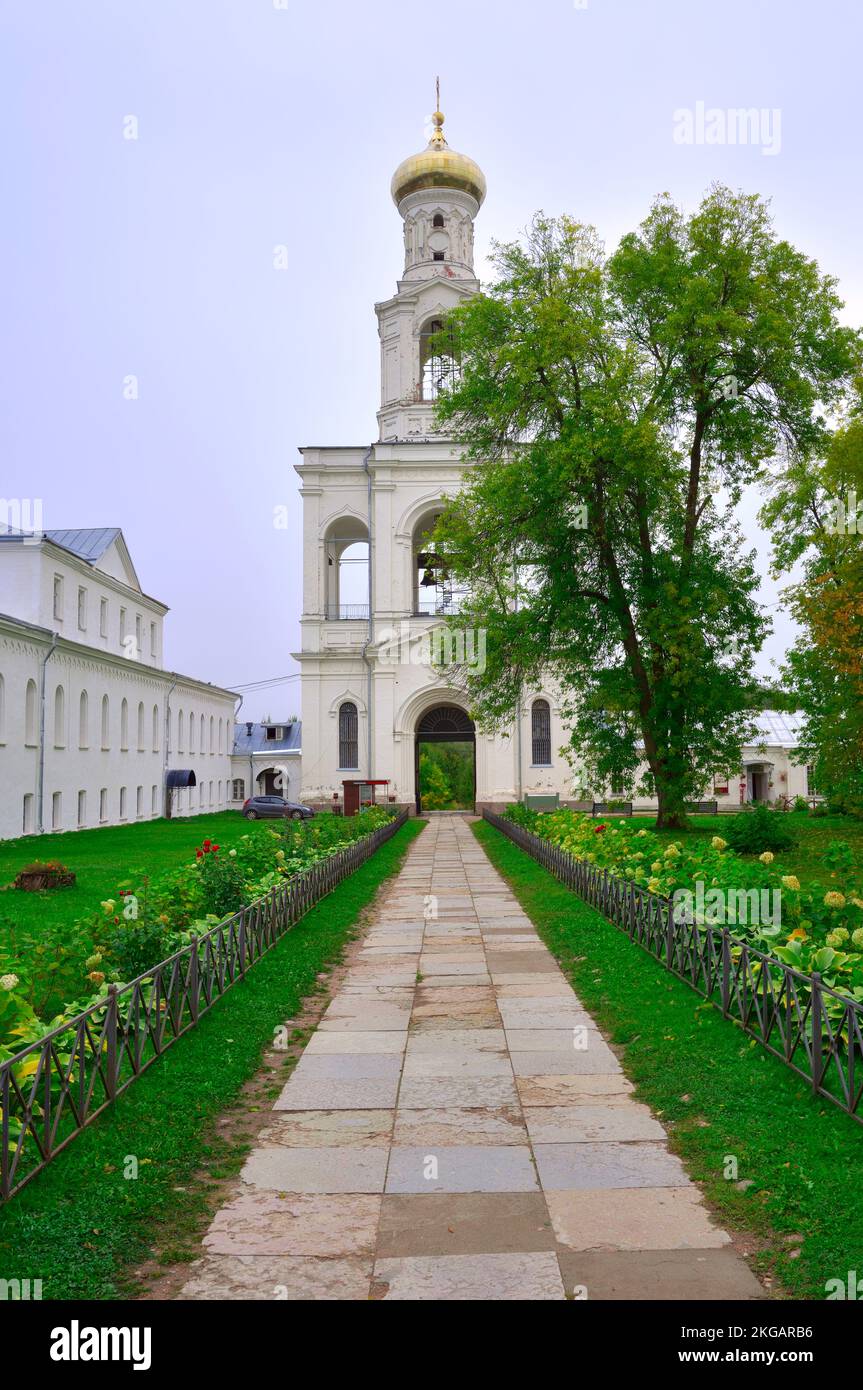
178,1255 -> 373,1301
556,1248 -> 766,1300
392,1106 -> 528,1146
204,1192 -> 382,1257
241,1145 -> 390,1195
386,1144 -> 538,1194
523,1104 -> 666,1144
256,1111 -> 394,1148
376,1192 -> 555,1257
371,1251 -> 565,1300
547,1188 -> 731,1251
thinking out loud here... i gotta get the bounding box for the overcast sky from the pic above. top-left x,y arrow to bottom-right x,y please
2,0 -> 860,718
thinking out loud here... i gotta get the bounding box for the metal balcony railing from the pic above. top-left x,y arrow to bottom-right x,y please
325,604 -> 370,621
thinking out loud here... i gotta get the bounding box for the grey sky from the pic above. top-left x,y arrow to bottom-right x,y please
2,0 -> 860,717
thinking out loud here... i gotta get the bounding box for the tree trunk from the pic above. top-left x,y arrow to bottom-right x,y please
654,773 -> 688,830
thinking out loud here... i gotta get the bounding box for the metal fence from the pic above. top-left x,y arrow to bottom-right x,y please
0,809 -> 408,1201
484,810 -> 863,1125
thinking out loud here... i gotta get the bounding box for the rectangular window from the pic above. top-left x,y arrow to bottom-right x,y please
136,785 -> 143,819
53,574 -> 64,621
99,788 -> 108,822
52,791 -> 62,830
610,774 -> 626,797
232,778 -> 245,801
714,773 -> 730,795
119,607 -> 126,642
135,614 -> 143,653
77,586 -> 87,630
150,622 -> 157,659
119,786 -> 127,820
22,793 -> 34,834
151,784 -> 158,815
531,702 -> 552,766
100,598 -> 108,637
77,790 -> 86,826
806,765 -> 818,796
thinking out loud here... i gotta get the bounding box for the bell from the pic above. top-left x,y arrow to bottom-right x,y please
420,568 -> 437,587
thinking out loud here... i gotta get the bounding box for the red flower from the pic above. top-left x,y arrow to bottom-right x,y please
113,915 -> 120,924
202,840 -> 211,849
212,844 -> 220,852
594,824 -> 607,834
196,849 -> 203,859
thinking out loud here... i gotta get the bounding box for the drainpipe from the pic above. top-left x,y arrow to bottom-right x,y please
361,443 -> 375,782
162,676 -> 177,816
36,633 -> 59,833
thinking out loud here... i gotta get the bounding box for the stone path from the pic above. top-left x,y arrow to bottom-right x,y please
179,816 -> 764,1301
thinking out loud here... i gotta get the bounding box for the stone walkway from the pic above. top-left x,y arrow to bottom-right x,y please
179,816 -> 764,1301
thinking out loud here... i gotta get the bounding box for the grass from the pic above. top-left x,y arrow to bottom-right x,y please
0,813 -> 253,943
474,817 -> 863,1302
641,810 -> 863,887
0,817 -> 425,1301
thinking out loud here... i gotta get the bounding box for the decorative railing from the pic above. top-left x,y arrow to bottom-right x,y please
484,809 -> 863,1125
0,809 -> 408,1201
325,604 -> 370,621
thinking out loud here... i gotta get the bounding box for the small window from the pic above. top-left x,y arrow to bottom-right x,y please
77,586 -> 87,630
22,793 -> 34,834
150,621 -> 157,658
119,786 -> 127,819
232,778 -> 245,800
78,690 -> 89,749
137,701 -> 145,750
120,698 -> 129,750
53,684 -> 65,748
101,694 -> 110,749
806,765 -> 818,797
77,790 -> 86,827
432,212 -> 444,228
135,614 -> 143,651
52,790 -> 62,829
151,784 -> 158,815
53,574 -> 64,621
714,773 -> 730,795
432,250 -> 445,261
338,702 -> 359,769
25,679 -> 38,745
100,598 -> 108,637
136,785 -> 143,819
99,788 -> 108,822
152,703 -> 159,752
531,700 -> 551,766
610,773 -> 626,797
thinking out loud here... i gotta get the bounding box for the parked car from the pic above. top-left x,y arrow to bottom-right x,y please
242,795 -> 315,821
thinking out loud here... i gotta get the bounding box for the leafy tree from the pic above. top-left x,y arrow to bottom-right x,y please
761,389 -> 863,815
430,190 -> 858,826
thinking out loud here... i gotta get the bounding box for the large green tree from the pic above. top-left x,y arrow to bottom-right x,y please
431,189 -> 858,826
761,388 -> 863,815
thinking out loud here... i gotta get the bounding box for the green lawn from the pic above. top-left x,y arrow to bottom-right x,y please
0,813 -> 252,943
0,817 -> 425,1301
637,810 -> 863,887
474,817 -> 863,1302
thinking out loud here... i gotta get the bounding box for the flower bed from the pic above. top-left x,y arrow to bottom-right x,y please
504,804 -> 863,1000
0,808 -> 394,1061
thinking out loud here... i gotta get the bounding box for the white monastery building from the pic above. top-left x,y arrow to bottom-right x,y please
293,104 -> 817,816
0,527 -> 237,840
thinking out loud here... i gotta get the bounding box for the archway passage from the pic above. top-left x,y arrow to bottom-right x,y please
415,705 -> 475,814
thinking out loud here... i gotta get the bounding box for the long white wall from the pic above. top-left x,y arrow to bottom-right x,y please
0,619 -> 236,840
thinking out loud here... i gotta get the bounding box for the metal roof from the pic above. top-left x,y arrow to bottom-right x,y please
750,710 -> 805,746
166,769 -> 197,788
233,720 -> 302,754
43,528 -> 122,563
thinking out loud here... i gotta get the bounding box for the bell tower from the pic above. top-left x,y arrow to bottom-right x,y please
376,89 -> 486,442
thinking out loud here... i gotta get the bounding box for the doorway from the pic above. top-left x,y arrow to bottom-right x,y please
415,705 -> 475,813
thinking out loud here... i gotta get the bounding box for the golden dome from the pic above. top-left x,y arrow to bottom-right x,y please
391,109 -> 486,209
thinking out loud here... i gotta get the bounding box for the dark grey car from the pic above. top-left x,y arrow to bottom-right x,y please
242,795 -> 315,821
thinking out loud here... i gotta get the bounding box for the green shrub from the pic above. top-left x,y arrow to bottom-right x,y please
726,805 -> 797,855
793,795 -> 810,814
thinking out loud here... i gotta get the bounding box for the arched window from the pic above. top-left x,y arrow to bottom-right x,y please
419,316 -> 459,402
200,713 -> 205,751
78,690 -> 89,749
0,673 -> 5,743
412,509 -> 465,617
53,684 -> 65,747
189,711 -> 196,753
120,698 -> 129,750
232,778 -> 245,801
323,518 -> 370,621
101,694 -> 110,749
209,715 -> 214,753
432,212 -> 444,228
531,699 -> 552,766
218,717 -> 223,753
152,703 -> 160,752
25,679 -> 38,745
338,701 -> 358,769
137,701 -> 145,750
177,708 -> 185,752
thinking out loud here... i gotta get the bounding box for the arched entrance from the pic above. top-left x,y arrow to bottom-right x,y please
415,705 -> 475,814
